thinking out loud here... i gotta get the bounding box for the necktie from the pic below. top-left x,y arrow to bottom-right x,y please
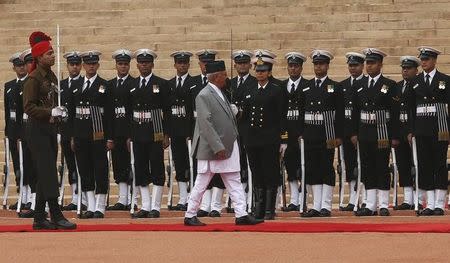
17,80 -> 22,86
259,85 -> 263,92
425,74 -> 431,86
290,83 -> 296,93
177,77 -> 182,89
316,79 -> 321,89
402,81 -> 407,94
141,78 -> 146,89
117,78 -> 123,88
350,77 -> 354,86
369,79 -> 374,89
203,76 -> 208,86
238,77 -> 244,89
69,78 -> 73,89
83,80 -> 90,92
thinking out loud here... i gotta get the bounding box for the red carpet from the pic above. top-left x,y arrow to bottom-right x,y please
0,222 -> 449,233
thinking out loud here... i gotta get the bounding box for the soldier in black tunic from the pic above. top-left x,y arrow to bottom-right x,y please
353,48 -> 399,217
128,49 -> 170,218
60,51 -> 84,211
338,52 -> 365,212
242,51 -> 287,220
280,52 -> 309,212
227,50 -> 257,207
69,51 -> 113,219
168,51 -> 196,211
406,47 -> 450,216
300,50 -> 344,218
4,52 -> 28,210
107,49 -> 135,211
393,56 -> 420,210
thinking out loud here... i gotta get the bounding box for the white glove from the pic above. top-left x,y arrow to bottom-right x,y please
279,144 -> 287,156
230,104 -> 238,116
51,106 -> 68,117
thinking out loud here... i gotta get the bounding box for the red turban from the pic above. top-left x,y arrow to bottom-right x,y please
28,31 -> 53,73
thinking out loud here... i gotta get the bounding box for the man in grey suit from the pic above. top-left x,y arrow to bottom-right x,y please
184,61 -> 263,226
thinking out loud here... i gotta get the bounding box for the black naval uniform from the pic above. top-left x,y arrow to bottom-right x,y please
394,80 -> 414,193
228,74 -> 258,185
168,74 -> 195,185
59,76 -> 82,195
300,77 -> 344,187
339,76 -> 360,185
406,70 -> 450,212
68,75 -> 112,195
129,74 -> 170,188
281,77 -> 308,184
4,78 -> 23,187
242,80 -> 287,219
108,75 -> 134,188
353,74 -> 399,215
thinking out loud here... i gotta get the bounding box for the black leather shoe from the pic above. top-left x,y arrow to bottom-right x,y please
107,203 -> 127,211
209,210 -> 221,217
52,218 -> 77,230
23,202 -> 32,210
235,215 -> 264,225
126,204 -> 139,211
81,204 -> 88,211
148,210 -> 160,218
93,211 -> 104,218
62,203 -> 77,211
355,208 -> 376,216
175,204 -> 188,211
339,204 -> 355,211
419,208 -> 434,216
33,219 -> 57,230
197,209 -> 209,217
19,209 -> 35,218
379,208 -> 390,216
394,203 -> 413,210
134,210 -> 149,218
80,211 -> 95,219
284,203 -> 299,212
301,209 -> 321,218
264,211 -> 275,220
184,216 -> 206,226
319,208 -> 331,217
433,208 -> 445,216
361,203 -> 366,209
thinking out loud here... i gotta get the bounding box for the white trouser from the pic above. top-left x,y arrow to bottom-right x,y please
71,183 -> 78,205
311,184 -> 323,211
199,189 -> 212,212
178,182 -> 189,205
118,182 -> 128,205
378,190 -> 389,209
186,171 -> 247,218
435,189 -> 447,209
140,185 -> 151,211
210,187 -> 224,212
151,185 -> 163,212
289,181 -> 299,206
95,194 -> 107,214
403,186 -> 413,205
321,184 -> 333,211
365,189 -> 377,211
349,180 -> 357,205
86,191 -> 96,212
426,190 -> 435,210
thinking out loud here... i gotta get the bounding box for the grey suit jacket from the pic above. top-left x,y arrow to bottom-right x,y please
192,84 -> 238,160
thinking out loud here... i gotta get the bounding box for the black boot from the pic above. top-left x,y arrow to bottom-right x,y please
264,188 -> 277,220
254,188 -> 266,219
33,194 -> 56,230
48,198 -> 77,230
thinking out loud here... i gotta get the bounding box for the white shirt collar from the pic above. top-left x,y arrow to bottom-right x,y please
424,68 -> 436,82
84,74 -> 97,85
258,82 -> 268,89
16,74 -> 28,82
117,74 -> 129,82
287,77 -> 302,92
314,76 -> 327,86
368,73 -> 382,86
69,74 -> 81,82
176,73 -> 189,86
209,83 -> 224,101
140,73 -> 152,83
237,73 -> 250,82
